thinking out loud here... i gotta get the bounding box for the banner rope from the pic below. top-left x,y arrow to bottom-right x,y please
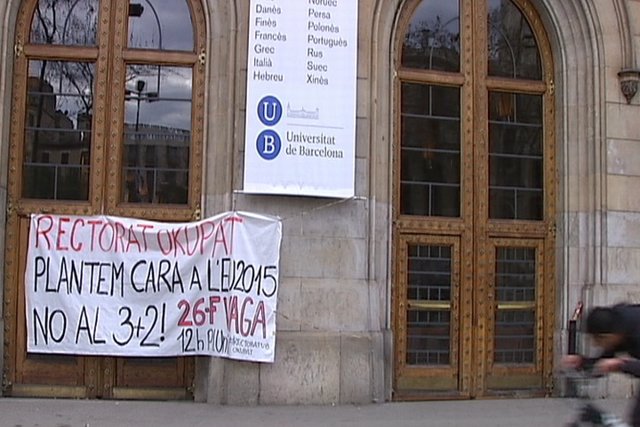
232,191 -> 368,223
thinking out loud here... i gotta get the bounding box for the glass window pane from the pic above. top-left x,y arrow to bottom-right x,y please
122,65 -> 192,204
30,0 -> 99,46
488,0 -> 541,80
401,0 -> 460,72
23,60 -> 93,200
401,83 -> 461,217
406,245 -> 452,366
494,247 -> 536,364
128,0 -> 194,51
489,92 -> 543,220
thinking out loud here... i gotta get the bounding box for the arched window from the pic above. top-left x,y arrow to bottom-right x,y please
393,0 -> 555,398
12,0 -> 205,218
4,0 -> 207,399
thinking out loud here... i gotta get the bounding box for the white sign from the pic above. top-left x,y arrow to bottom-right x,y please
25,212 -> 282,363
243,0 -> 358,198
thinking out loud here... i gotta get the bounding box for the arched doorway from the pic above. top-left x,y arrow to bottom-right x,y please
392,0 -> 556,399
3,0 -> 206,399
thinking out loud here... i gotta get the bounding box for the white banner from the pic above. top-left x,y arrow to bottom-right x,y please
243,0 -> 358,197
25,212 -> 282,363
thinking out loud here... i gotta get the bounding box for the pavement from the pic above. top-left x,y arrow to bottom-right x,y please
0,396 -> 632,427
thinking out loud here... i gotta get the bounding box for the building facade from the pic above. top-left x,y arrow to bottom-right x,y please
0,0 -> 639,404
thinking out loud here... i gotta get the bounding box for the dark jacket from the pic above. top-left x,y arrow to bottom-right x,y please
586,303 -> 640,377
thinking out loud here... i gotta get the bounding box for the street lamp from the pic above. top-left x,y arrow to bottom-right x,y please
127,79 -> 158,132
130,1 -> 163,95
125,79 -> 158,202
129,3 -> 144,17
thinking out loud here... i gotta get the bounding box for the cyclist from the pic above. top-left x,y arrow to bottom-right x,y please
563,303 -> 640,426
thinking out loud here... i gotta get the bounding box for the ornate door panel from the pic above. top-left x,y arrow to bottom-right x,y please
393,0 -> 555,399
395,235 -> 467,394
9,217 -> 96,397
481,240 -> 548,392
4,0 -> 205,399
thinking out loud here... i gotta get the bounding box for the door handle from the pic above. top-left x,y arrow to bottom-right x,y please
496,302 -> 535,310
407,300 -> 451,311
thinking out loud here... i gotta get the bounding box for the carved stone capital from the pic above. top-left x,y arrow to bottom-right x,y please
617,69 -> 640,104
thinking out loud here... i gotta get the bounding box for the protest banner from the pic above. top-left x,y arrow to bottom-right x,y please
24,211 -> 282,363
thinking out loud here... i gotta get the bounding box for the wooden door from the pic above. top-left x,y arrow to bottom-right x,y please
3,0 -> 206,399
392,0 -> 555,399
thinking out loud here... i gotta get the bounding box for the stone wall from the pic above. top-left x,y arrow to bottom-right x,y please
0,0 -> 639,403
197,0 -> 388,404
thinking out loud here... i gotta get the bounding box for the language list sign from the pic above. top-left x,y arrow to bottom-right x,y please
243,0 -> 358,198
25,212 -> 282,363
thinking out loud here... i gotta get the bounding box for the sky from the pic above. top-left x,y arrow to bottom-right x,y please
408,1 -> 459,33
123,66 -> 193,132
125,0 -> 195,131
30,0 -> 195,132
128,0 -> 194,51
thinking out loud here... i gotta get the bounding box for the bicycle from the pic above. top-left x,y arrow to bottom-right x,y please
564,369 -> 630,427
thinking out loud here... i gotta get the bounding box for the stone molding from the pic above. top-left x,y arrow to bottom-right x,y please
618,68 -> 640,103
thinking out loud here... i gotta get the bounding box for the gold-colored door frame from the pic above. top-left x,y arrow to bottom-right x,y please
394,234 -> 469,394
392,0 -> 556,399
3,0 -> 205,399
